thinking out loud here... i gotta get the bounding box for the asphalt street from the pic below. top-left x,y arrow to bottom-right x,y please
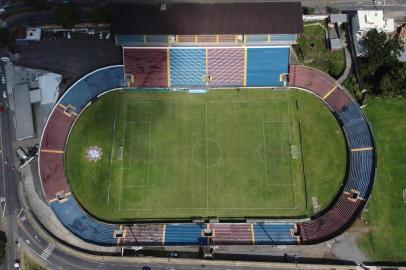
0,56 -> 22,270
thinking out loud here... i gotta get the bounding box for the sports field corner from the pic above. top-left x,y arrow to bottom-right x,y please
65,88 -> 346,221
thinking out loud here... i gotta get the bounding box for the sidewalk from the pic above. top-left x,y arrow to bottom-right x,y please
337,29 -> 352,84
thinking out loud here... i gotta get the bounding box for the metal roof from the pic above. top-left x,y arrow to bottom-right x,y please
112,2 -> 303,35
12,83 -> 35,140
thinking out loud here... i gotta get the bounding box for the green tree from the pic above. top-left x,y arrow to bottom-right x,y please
0,28 -> 9,49
358,29 -> 405,97
54,3 -> 78,29
91,5 -> 112,24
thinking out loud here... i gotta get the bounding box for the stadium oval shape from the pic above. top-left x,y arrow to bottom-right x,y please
39,64 -> 376,246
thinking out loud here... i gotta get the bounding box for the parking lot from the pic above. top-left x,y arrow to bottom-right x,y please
13,33 -> 122,94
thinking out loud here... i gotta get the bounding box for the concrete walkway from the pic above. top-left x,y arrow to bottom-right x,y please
337,29 -> 352,84
20,162 -> 119,253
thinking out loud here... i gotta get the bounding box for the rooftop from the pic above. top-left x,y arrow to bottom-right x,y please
112,2 -> 303,35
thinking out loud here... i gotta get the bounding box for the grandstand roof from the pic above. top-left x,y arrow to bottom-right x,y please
112,2 -> 303,35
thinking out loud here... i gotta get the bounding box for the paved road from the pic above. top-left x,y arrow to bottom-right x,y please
0,57 -> 22,270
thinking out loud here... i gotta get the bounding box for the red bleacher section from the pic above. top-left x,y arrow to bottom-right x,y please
298,194 -> 364,244
41,105 -> 76,151
124,48 -> 168,88
40,152 -> 70,201
324,86 -> 353,112
121,224 -> 163,246
289,65 -> 337,98
211,224 -> 252,245
208,48 -> 244,87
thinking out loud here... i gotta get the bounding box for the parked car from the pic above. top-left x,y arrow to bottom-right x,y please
105,32 -> 110,39
67,32 -> 71,39
0,57 -> 9,62
1,76 -> 5,84
0,8 -> 6,15
3,91 -> 7,99
99,32 -> 103,39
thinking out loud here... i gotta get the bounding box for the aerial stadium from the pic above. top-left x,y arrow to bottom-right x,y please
38,2 -> 376,247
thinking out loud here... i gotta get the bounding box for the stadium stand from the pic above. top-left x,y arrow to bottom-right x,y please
253,223 -> 297,245
124,48 -> 169,88
298,194 -> 364,244
39,152 -> 70,202
246,47 -> 289,86
60,66 -> 124,112
207,48 -> 244,87
345,150 -> 375,198
165,224 -> 207,245
50,196 -> 118,246
338,102 -> 373,149
324,86 -> 352,112
289,65 -> 337,97
41,105 -> 76,151
122,224 -> 164,246
40,62 -> 376,247
169,48 -> 206,87
210,224 -> 252,245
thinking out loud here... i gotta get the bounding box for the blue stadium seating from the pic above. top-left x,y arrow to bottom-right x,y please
169,48 -> 206,87
50,197 -> 118,246
165,224 -> 207,245
245,34 -> 269,44
253,223 -> 297,244
345,150 -> 374,197
146,35 -> 169,43
338,102 -> 373,149
270,34 -> 297,41
116,35 -> 144,45
60,66 -> 124,112
246,47 -> 289,86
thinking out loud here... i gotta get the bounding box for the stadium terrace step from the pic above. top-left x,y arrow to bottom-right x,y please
253,223 -> 297,245
124,48 -> 169,88
164,224 -> 207,245
122,224 -> 164,246
50,196 -> 118,246
60,66 -> 124,112
246,47 -> 289,87
210,224 -> 252,245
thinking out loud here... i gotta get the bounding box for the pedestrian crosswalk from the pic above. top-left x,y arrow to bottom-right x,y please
40,243 -> 55,260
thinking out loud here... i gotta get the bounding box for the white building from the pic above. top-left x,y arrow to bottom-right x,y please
352,10 -> 395,56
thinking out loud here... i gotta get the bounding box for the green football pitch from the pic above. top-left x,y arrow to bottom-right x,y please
66,89 -> 346,221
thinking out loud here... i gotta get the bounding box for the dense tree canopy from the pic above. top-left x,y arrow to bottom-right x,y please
359,29 -> 406,97
54,3 -> 78,29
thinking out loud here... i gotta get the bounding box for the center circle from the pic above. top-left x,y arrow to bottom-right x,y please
192,139 -> 222,168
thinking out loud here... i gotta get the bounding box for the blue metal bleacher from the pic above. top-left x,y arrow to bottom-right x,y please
253,223 -> 297,244
116,35 -> 144,45
169,48 -> 206,87
146,35 -> 169,43
246,47 -> 289,86
345,150 -> 374,197
338,102 -> 373,149
60,66 -> 124,112
245,34 -> 269,44
50,197 -> 118,246
270,34 -> 297,41
165,224 -> 207,245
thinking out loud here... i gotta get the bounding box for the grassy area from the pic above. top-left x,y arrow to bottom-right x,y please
24,253 -> 47,270
358,97 -> 406,261
295,91 -> 346,216
295,22 -> 346,79
66,89 -> 345,221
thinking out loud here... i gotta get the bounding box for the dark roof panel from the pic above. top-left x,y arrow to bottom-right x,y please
112,2 -> 303,35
